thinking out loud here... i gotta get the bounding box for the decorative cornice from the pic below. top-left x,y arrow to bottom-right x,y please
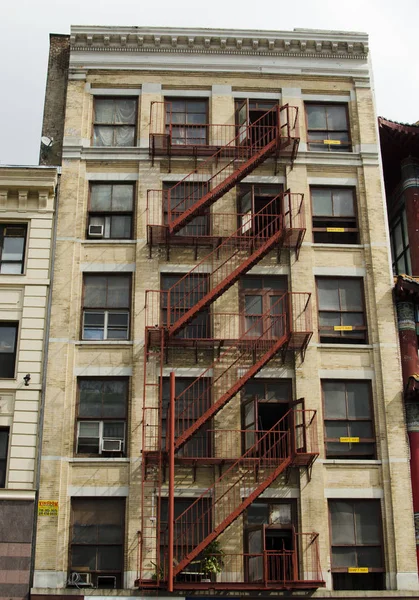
69,26 -> 368,60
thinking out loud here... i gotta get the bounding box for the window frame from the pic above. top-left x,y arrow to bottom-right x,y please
165,98 -> 209,146
239,276 -> 288,338
81,274 -> 131,341
87,183 -> 135,240
328,500 -> 384,591
92,97 -> 138,147
322,380 -> 376,459
316,277 -> 367,344
0,223 -> 27,274
305,103 -> 351,153
389,205 -> 411,275
162,182 -> 209,237
69,497 -> 125,588
310,187 -> 359,244
75,377 -> 128,456
0,428 -> 9,488
0,322 -> 19,379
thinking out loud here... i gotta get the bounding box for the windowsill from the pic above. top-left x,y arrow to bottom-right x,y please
69,457 -> 130,463
323,459 -> 381,466
76,340 -> 133,346
316,343 -> 372,350
83,239 -> 136,244
312,243 -> 363,250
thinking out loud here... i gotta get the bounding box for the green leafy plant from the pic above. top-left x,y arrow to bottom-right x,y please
148,561 -> 164,581
200,540 -> 225,576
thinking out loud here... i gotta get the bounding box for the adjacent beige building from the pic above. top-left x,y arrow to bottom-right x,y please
0,166 -> 57,600
32,26 -> 419,599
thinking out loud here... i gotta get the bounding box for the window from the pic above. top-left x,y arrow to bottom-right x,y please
0,224 -> 27,273
311,188 -> 358,244
161,274 -> 210,339
237,184 -> 283,236
329,500 -> 384,590
0,429 -> 9,487
82,275 -> 130,340
93,98 -> 137,147
306,104 -> 351,152
70,498 -> 124,588
317,278 -> 367,344
390,206 -> 411,275
161,377 -> 211,457
235,100 -> 278,146
165,99 -> 208,146
0,323 -> 18,378
323,381 -> 375,459
163,182 -> 209,237
76,379 -> 128,455
240,276 -> 287,338
88,184 -> 134,239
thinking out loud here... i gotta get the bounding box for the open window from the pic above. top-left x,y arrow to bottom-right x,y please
240,276 -> 287,338
245,501 -> 297,583
235,100 -> 278,147
311,187 -> 359,244
237,184 -> 283,236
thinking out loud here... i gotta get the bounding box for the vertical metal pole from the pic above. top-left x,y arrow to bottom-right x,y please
168,371 -> 175,591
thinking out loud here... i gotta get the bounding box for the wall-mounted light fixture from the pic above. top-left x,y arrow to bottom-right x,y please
23,374 -> 31,386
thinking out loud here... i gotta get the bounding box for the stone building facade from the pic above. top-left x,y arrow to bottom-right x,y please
0,166 -> 57,600
31,26 -> 418,599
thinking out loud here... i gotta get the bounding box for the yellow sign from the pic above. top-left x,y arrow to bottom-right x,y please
340,437 -> 360,443
323,139 -> 341,145
38,500 -> 59,516
326,227 -> 345,232
348,567 -> 369,573
334,325 -> 353,331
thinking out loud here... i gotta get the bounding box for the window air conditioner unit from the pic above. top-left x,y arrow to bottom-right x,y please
68,572 -> 93,587
88,224 -> 104,237
102,438 -> 123,452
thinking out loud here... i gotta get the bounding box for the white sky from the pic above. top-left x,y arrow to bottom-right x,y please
1,0 -> 418,165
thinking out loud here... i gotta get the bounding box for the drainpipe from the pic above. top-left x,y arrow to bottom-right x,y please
29,169 -> 61,590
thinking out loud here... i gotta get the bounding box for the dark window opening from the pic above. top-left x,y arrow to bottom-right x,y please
311,188 -> 358,244
82,275 -> 131,341
235,100 -> 278,147
0,428 -> 9,487
161,274 -> 210,339
0,224 -> 27,274
88,184 -> 134,240
237,184 -> 283,236
0,322 -> 18,378
70,498 -> 125,588
76,378 -> 128,456
93,98 -> 137,147
306,104 -> 351,152
165,99 -> 208,146
329,500 -> 384,590
161,377 -> 212,458
323,381 -> 375,459
163,182 -> 209,236
317,278 -> 367,344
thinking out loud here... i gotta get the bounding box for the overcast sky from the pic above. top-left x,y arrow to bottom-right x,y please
1,0 -> 418,166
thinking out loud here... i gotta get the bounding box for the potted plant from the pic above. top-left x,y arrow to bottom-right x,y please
200,540 -> 225,582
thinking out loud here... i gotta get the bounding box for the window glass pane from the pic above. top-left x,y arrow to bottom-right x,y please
83,312 -> 104,340
91,185 -> 112,211
71,546 -> 97,570
97,545 -> 122,569
330,501 -> 355,544
319,312 -> 340,327
357,546 -> 382,568
186,101 -> 206,113
95,100 -> 115,123
0,431 -> 8,458
333,190 -> 355,216
93,126 -> 115,146
355,502 -> 381,544
73,523 -> 97,543
393,221 -> 404,257
114,99 -> 136,124
0,326 -> 17,353
103,422 -> 125,439
347,383 -> 370,418
107,277 -> 130,308
342,313 -> 364,326
79,421 -> 100,437
79,381 -> 102,417
324,382 -> 347,418
312,189 -> 333,216
339,279 -> 363,310
110,216 -> 131,239
326,106 -> 347,130
271,504 -> 292,525
2,237 -> 24,261
349,421 -> 373,438
84,276 -> 107,307
115,127 -> 135,147
103,380 -> 126,417
332,547 -> 356,568
245,296 -> 263,314
0,263 -> 22,274
326,422 -> 348,438
170,101 -> 186,113
247,503 -> 269,524
107,312 -> 129,327
401,208 -> 409,244
307,105 -> 327,129
317,279 -> 340,310
111,185 -> 133,211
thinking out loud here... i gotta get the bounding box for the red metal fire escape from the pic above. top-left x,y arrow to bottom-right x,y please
137,104 -> 324,591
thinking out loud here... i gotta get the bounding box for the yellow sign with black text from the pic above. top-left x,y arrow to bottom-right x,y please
340,437 -> 360,443
38,500 -> 59,516
323,139 -> 341,145
348,567 -> 369,573
326,228 -> 345,232
334,325 -> 353,331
